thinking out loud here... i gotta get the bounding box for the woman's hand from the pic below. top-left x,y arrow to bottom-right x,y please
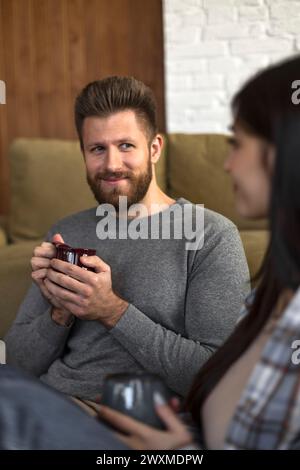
98,398 -> 195,450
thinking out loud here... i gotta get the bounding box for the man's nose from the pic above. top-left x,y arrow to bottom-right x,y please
104,147 -> 123,172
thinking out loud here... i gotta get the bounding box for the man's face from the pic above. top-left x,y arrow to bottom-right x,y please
82,110 -> 153,210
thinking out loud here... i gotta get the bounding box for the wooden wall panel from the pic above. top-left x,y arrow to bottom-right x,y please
0,0 -> 165,214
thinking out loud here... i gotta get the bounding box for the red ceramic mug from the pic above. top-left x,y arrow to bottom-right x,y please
55,243 -> 96,271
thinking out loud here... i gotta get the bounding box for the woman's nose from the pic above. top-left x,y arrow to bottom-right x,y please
224,154 -> 232,173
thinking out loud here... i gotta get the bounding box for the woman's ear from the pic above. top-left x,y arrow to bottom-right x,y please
150,134 -> 164,164
261,142 -> 276,176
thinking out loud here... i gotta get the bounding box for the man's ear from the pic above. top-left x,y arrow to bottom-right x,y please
150,134 -> 163,164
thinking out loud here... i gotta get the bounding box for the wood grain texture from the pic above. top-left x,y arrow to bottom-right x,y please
0,0 -> 165,214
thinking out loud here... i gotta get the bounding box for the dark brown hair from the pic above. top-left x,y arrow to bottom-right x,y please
74,76 -> 158,148
186,55 -> 300,426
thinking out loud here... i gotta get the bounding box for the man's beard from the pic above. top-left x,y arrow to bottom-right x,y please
87,157 -> 152,211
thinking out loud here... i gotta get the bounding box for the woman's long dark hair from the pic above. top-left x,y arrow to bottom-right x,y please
186,55 -> 300,426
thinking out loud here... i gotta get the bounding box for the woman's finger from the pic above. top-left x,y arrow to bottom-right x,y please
113,432 -> 144,449
99,406 -> 153,437
168,397 -> 181,413
155,404 -> 189,434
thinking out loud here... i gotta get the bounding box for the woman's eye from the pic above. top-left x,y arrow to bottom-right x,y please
227,137 -> 240,149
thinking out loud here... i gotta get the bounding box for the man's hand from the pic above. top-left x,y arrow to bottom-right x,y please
31,233 -> 74,326
44,255 -> 129,329
31,233 -> 64,302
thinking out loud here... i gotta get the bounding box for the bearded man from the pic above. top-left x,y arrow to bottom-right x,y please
5,77 -> 249,410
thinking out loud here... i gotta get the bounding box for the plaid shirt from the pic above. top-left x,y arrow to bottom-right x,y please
223,287 -> 300,449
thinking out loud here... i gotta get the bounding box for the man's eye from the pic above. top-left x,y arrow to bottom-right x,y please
91,146 -> 105,153
120,143 -> 133,150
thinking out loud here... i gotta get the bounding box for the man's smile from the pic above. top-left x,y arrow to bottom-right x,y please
101,176 -> 129,186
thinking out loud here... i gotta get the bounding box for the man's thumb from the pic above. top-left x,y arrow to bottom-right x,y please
52,233 -> 65,245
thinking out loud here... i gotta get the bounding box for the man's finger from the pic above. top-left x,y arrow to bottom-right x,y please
31,257 -> 51,270
46,268 -> 88,295
44,278 -> 80,305
33,244 -> 56,259
50,259 -> 91,283
32,269 -> 48,280
52,233 -> 65,245
80,255 -> 110,274
57,299 -> 80,315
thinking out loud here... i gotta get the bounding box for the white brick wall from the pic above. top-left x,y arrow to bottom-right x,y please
163,0 -> 300,133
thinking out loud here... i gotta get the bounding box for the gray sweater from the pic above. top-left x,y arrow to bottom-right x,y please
5,199 -> 250,398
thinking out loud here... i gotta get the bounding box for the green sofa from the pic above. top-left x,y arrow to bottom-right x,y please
0,135 -> 269,338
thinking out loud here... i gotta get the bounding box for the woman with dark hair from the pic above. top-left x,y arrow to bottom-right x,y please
99,55 -> 300,449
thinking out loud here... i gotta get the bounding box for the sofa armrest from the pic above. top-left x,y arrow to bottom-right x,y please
0,225 -> 7,247
0,241 -> 38,337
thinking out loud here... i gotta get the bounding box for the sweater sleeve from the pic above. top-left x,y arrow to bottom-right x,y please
110,225 -> 250,396
4,223 -> 74,377
5,282 -> 73,376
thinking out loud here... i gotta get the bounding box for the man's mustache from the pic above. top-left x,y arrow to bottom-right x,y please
96,171 -> 132,180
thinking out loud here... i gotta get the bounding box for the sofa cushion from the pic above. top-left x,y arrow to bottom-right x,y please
167,134 -> 267,231
239,229 -> 269,282
8,138 -> 167,243
8,139 -> 96,242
